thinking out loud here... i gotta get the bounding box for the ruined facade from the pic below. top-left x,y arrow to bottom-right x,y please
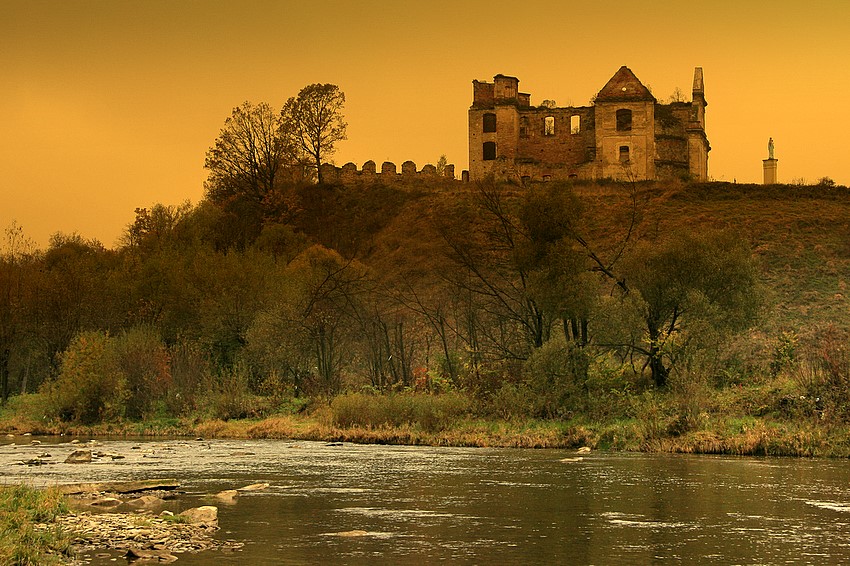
468,66 -> 709,182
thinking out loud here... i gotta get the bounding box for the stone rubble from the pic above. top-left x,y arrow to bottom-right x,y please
50,509 -> 243,559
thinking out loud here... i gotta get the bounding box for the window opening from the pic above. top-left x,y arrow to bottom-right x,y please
616,109 -> 632,131
619,146 -> 630,164
544,116 -> 555,136
570,115 -> 580,134
519,117 -> 529,138
483,113 -> 497,133
483,141 -> 496,161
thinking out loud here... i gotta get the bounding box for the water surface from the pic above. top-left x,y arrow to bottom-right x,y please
3,437 -> 850,564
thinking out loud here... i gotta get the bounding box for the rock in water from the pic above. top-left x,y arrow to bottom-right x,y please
335,530 -> 370,537
126,495 -> 165,508
179,506 -> 218,527
237,482 -> 270,492
125,548 -> 178,563
65,450 -> 92,464
215,489 -> 239,503
89,497 -> 122,507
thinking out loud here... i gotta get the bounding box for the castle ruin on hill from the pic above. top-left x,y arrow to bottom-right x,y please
468,66 -> 710,183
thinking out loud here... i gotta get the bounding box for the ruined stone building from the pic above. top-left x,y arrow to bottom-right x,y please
468,66 -> 709,182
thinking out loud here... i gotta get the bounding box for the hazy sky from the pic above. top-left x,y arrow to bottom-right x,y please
3,0 -> 849,248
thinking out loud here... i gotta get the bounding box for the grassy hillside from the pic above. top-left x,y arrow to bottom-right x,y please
293,179 -> 850,335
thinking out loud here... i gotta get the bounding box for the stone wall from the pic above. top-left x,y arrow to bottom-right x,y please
320,161 -> 458,186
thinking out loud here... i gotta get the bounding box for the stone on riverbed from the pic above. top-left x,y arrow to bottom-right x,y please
215,489 -> 239,503
237,482 -> 270,492
178,506 -> 218,527
125,548 -> 178,563
89,497 -> 123,507
45,511 -> 243,556
65,450 -> 92,464
58,479 -> 180,495
126,495 -> 166,508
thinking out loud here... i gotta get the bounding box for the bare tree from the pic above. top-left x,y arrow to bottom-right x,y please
283,84 -> 347,184
204,101 -> 298,205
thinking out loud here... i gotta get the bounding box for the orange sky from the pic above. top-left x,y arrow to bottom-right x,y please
3,0 -> 849,248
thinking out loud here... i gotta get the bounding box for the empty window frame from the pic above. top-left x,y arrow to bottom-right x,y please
570,115 -> 580,134
483,113 -> 497,133
616,109 -> 632,131
619,145 -> 630,164
483,141 -> 497,161
519,116 -> 529,138
544,116 -> 555,136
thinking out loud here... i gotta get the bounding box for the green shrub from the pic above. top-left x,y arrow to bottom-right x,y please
44,331 -> 128,424
523,338 -> 589,418
794,325 -> 850,422
482,382 -> 534,421
113,326 -> 172,420
770,330 -> 799,378
168,339 -> 210,415
203,363 -> 270,421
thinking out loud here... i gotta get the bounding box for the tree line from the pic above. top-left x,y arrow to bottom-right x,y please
0,84 -> 763,424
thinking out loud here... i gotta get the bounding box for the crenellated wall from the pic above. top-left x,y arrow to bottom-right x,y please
320,160 -> 458,185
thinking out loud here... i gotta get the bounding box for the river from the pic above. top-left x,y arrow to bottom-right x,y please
3,436 -> 850,564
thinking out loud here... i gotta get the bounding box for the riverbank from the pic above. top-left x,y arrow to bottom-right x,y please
4,393 -> 850,458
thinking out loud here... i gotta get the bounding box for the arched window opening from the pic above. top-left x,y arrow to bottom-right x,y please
570,115 -> 581,134
544,116 -> 555,136
616,109 -> 632,131
483,141 -> 496,161
483,113 -> 497,133
619,145 -> 630,164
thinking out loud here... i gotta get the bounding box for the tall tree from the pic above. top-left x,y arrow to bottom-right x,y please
204,101 -> 298,205
204,101 -> 303,249
283,84 -> 347,184
612,229 -> 762,387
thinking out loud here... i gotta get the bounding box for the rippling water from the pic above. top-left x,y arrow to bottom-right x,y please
3,436 -> 850,565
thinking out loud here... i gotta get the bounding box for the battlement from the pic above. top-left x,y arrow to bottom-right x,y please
320,160 -> 458,185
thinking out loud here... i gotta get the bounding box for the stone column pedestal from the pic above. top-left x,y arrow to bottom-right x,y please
763,158 -> 778,184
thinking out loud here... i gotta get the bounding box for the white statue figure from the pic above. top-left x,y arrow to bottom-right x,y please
768,137 -> 775,160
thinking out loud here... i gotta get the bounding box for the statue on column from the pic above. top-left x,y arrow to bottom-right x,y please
768,137 -> 775,160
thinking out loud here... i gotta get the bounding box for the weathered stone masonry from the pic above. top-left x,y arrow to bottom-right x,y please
468,66 -> 710,183
320,160 -> 456,185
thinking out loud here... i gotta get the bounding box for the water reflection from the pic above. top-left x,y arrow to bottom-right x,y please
2,437 -> 850,564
